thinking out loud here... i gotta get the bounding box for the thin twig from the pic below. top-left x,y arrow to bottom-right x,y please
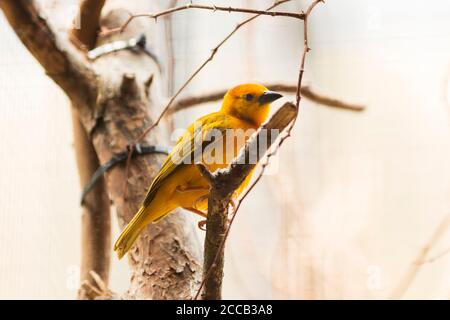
300,86 -> 365,111
419,246 -> 450,264
119,2 -> 305,33
169,84 -> 365,114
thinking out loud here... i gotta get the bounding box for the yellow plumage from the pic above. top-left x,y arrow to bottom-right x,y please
114,83 -> 283,259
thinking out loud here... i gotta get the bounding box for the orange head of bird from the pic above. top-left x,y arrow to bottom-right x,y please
220,83 -> 283,126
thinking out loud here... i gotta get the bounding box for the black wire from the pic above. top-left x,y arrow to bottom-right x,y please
80,144 -> 171,205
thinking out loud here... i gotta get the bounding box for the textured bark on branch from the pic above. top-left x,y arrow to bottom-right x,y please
0,0 -> 202,299
80,7 -> 202,300
199,102 -> 298,299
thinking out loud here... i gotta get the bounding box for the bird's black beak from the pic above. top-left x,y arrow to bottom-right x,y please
258,91 -> 283,105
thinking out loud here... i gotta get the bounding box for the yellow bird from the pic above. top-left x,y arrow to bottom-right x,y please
114,83 -> 282,259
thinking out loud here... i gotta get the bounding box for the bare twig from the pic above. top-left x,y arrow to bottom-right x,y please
420,246 -> 450,264
300,86 -> 365,111
196,102 -> 298,300
389,213 -> 450,299
119,2 -> 305,33
194,0 -> 323,300
295,0 -> 324,108
169,84 -> 365,114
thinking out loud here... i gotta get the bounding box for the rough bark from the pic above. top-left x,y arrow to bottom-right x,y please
88,8 -> 202,299
0,0 -> 202,299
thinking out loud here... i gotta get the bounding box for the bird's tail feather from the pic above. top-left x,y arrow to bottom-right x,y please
114,206 -> 148,259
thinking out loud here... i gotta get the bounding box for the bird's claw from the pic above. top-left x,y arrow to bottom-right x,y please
198,219 -> 207,231
193,194 -> 209,210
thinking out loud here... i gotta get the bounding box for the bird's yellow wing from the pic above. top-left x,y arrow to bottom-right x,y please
142,112 -> 231,207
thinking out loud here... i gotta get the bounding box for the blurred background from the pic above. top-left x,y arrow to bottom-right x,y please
0,0 -> 449,299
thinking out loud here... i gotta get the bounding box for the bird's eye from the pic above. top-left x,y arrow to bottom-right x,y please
244,93 -> 254,101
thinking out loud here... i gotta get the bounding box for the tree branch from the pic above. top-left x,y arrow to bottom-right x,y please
300,85 -> 365,111
197,102 -> 298,299
69,0 -> 106,50
65,0 -> 110,300
0,0 -> 98,109
119,2 -> 305,33
71,108 -> 111,300
90,8 -> 202,299
169,84 -> 365,114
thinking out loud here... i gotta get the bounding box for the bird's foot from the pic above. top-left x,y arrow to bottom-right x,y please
183,207 -> 208,231
198,219 -> 207,231
194,194 -> 209,210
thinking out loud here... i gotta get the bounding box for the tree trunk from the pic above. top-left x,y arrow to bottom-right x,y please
0,0 -> 202,299
75,5 -> 203,300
